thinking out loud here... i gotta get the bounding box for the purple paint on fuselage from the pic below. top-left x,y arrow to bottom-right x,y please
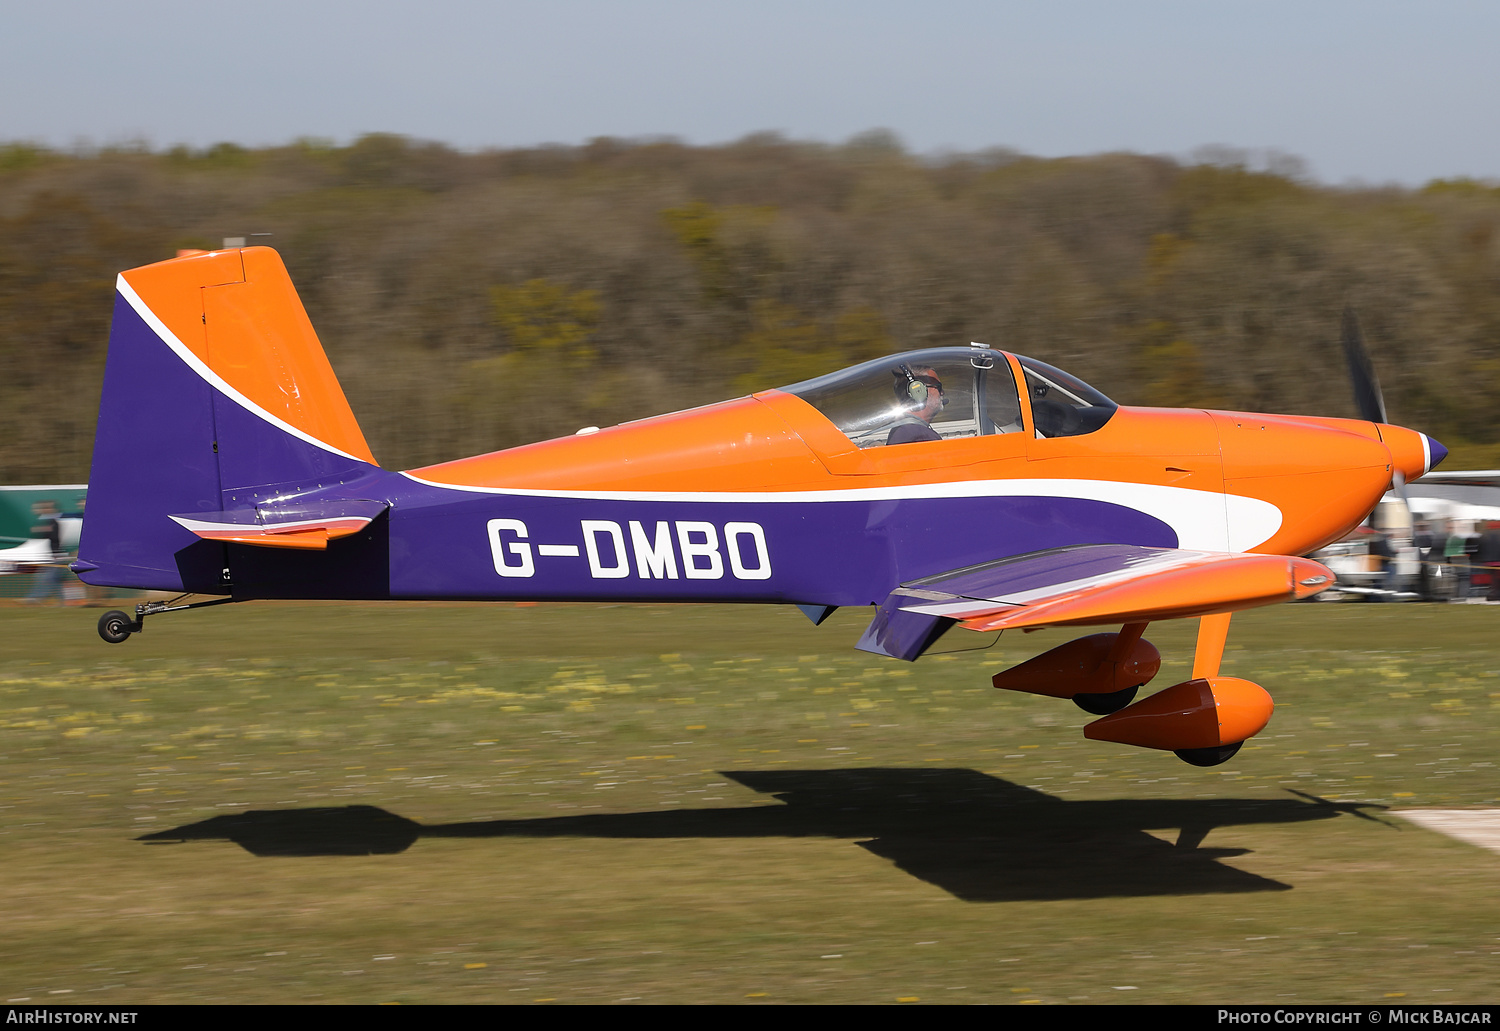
376,486 -> 1178,606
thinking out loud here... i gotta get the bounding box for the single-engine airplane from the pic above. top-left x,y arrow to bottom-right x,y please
74,247 -> 1446,767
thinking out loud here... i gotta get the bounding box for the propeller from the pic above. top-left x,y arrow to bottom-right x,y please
1341,307 -> 1415,540
1340,307 -> 1387,425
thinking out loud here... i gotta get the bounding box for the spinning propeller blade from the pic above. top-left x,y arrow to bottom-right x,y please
1341,308 -> 1413,530
1341,307 -> 1387,425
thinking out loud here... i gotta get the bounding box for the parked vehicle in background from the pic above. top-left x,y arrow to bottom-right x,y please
1312,528 -> 1422,601
1309,484 -> 1500,602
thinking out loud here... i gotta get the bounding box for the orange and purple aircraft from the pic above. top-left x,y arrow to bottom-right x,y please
73,247 -> 1446,767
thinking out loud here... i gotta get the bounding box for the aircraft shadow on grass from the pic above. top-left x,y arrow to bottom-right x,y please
137,768 -> 1387,902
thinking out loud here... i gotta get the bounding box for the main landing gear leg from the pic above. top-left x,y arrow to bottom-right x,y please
1173,612 -> 1238,767
1191,612 -> 1232,681
97,595 -> 235,644
1070,621 -> 1151,715
1085,612 -> 1274,766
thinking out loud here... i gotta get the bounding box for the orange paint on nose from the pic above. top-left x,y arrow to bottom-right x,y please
1379,424 -> 1433,485
1212,411 -> 1393,556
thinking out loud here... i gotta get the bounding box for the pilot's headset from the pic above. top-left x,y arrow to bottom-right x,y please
893,364 -> 947,410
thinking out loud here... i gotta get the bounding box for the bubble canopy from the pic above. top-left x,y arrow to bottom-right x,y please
777,347 -> 1117,448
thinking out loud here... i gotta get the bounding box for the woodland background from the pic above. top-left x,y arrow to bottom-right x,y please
3,131 -> 1499,481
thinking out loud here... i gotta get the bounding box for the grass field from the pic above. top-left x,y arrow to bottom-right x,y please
2,600 -> 1498,1005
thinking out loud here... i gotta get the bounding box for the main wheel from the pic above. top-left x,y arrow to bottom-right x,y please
98,610 -> 134,644
1072,685 -> 1139,715
1174,741 -> 1243,767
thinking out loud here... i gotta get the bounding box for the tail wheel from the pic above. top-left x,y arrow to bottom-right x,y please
1174,741 -> 1243,767
1071,685 -> 1139,715
98,610 -> 134,644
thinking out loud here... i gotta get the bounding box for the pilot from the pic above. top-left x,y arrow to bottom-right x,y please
887,364 -> 946,445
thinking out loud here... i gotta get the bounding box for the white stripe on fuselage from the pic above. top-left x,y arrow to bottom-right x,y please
399,473 -> 1284,553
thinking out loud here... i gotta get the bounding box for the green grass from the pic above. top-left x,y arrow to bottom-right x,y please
2,600 -> 1498,1004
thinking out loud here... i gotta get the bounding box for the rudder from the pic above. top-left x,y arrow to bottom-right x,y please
77,247 -> 378,591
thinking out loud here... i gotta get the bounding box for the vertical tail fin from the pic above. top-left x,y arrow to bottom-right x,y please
78,247 -> 378,591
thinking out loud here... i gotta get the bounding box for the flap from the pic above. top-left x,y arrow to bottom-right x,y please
904,544 -> 1332,631
858,544 -> 1333,658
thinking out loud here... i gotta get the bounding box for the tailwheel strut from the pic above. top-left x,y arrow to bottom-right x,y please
96,595 -> 235,644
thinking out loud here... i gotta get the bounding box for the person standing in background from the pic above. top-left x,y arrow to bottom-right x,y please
1369,530 -> 1397,599
24,500 -> 63,605
1476,520 -> 1500,603
1444,521 -> 1472,600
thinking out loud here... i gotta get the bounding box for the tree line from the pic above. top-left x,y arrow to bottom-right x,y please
2,132 -> 1498,481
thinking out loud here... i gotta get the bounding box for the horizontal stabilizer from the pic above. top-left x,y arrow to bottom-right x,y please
169,499 -> 388,551
882,544 -> 1333,638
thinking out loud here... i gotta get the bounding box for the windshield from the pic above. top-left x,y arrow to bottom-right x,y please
1015,355 -> 1117,437
779,347 -> 1024,448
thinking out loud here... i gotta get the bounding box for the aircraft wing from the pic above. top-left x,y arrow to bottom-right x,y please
857,544 -> 1333,661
